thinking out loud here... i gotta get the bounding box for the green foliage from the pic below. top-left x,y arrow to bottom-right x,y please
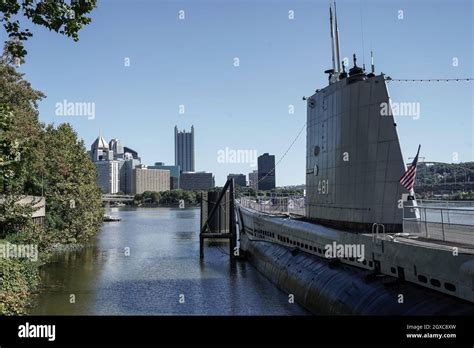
1,0 -> 97,61
414,162 -> 474,199
416,162 -> 474,185
159,189 -> 198,205
0,63 -> 45,195
0,60 -> 102,314
133,193 -> 143,204
39,123 -> 103,244
0,195 -> 37,240
0,105 -> 21,188
451,191 -> 474,200
235,186 -> 304,198
141,191 -> 161,204
0,3 -> 98,314
0,255 -> 39,315
0,60 -> 102,246
134,189 -> 200,205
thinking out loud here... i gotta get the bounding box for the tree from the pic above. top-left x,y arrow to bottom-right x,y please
141,191 -> 161,204
0,60 -> 102,246
0,105 -> 21,191
0,62 -> 45,194
1,0 -> 97,63
39,123 -> 103,244
0,1 -> 98,315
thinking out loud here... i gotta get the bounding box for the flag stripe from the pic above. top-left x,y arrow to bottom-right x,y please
400,170 -> 415,186
399,146 -> 420,191
400,169 -> 415,184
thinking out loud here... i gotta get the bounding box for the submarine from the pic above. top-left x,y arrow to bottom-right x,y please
235,3 -> 474,315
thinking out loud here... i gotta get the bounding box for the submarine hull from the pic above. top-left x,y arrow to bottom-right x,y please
237,205 -> 474,315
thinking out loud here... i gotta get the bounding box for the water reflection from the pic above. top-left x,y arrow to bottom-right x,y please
30,207 -> 307,315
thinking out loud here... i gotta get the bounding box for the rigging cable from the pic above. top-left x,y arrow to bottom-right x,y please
386,77 -> 473,83
257,122 -> 307,185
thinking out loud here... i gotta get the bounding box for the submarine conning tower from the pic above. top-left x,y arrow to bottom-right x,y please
306,3 -> 417,233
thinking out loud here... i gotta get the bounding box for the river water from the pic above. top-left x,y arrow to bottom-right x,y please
30,207 -> 307,315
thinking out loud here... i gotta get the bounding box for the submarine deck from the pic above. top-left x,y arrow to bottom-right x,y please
241,206 -> 474,254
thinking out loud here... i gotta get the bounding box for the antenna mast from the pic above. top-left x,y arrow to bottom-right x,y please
329,5 -> 336,72
334,1 -> 342,73
371,50 -> 375,74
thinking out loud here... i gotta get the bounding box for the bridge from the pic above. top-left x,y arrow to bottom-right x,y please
102,194 -> 134,202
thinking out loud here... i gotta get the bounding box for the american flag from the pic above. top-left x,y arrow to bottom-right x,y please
400,145 -> 421,191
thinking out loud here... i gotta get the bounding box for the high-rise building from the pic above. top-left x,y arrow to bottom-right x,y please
148,162 -> 180,189
180,172 -> 214,191
95,160 -> 120,194
175,126 -> 195,173
132,166 -> 170,194
91,135 -> 110,162
248,170 -> 258,190
257,153 -> 276,190
109,138 -> 124,160
91,134 -> 119,193
121,158 -> 141,194
227,174 -> 246,187
123,146 -> 140,161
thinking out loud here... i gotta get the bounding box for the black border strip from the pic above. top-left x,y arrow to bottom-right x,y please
0,316 -> 473,346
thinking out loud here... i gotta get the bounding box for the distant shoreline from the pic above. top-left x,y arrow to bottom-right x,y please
111,203 -> 200,208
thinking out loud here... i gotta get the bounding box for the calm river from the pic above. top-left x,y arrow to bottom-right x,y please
30,207 -> 307,315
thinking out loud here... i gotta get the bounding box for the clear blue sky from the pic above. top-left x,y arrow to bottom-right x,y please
12,0 -> 473,186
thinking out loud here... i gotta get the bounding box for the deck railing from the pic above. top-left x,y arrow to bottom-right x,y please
403,201 -> 474,245
239,195 -> 305,216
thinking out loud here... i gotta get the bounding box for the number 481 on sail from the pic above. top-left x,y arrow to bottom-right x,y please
317,179 -> 329,194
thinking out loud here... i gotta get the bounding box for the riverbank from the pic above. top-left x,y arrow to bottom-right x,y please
0,238 -> 94,315
0,247 -> 39,315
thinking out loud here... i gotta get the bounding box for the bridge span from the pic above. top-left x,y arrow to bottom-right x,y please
102,194 -> 134,202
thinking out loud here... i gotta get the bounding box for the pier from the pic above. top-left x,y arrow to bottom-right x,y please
199,178 -> 238,259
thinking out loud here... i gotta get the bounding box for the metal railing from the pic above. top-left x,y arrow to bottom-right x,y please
403,201 -> 474,245
417,199 -> 474,208
239,195 -> 306,216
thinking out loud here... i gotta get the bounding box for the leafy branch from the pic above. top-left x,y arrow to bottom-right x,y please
0,0 -> 97,62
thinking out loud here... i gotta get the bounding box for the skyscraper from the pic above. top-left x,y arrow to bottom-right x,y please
109,138 -> 124,160
123,146 -> 140,161
121,158 -> 141,194
175,126 -> 195,173
257,153 -> 276,190
91,135 -> 111,162
95,160 -> 120,194
227,174 -> 247,187
248,170 -> 258,190
91,134 -> 118,193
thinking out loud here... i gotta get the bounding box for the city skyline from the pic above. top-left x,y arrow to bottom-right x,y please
2,0 -> 474,329
18,0 -> 473,186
